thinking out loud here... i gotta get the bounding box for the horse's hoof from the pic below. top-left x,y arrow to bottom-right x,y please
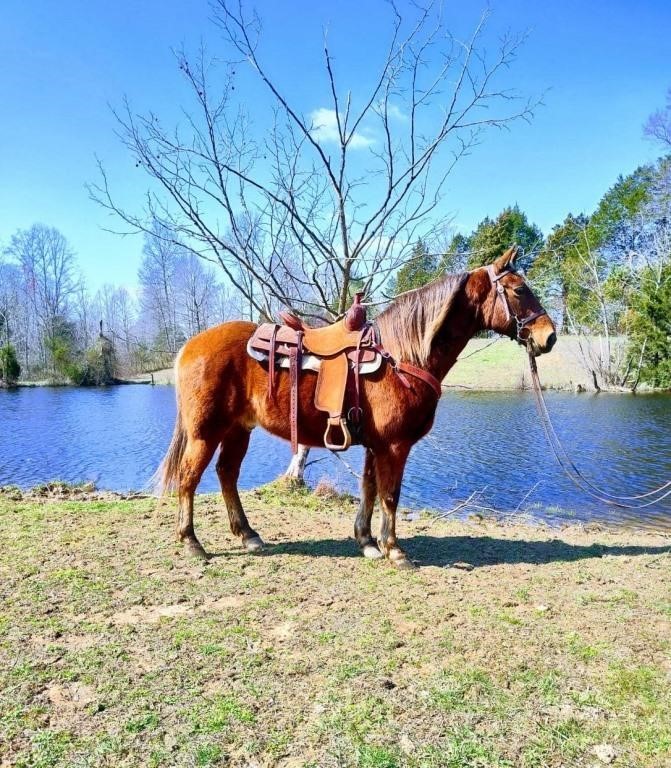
388,548 -> 416,569
244,535 -> 265,553
184,538 -> 210,561
362,544 -> 383,560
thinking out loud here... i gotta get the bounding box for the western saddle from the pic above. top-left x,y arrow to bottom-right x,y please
247,293 -> 443,454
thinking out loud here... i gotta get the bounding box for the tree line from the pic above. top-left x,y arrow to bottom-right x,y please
0,224 -> 240,385
390,153 -> 671,390
2,143 -> 669,391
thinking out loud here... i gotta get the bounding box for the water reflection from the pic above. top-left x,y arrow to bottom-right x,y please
1,386 -> 669,527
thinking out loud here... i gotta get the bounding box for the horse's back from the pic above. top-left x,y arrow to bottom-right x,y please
178,320 -> 256,365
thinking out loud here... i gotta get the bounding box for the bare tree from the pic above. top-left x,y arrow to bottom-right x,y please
91,284 -> 139,363
138,224 -> 181,355
91,1 -> 535,322
0,259 -> 37,374
6,224 -> 80,370
0,259 -> 21,351
175,253 -> 218,336
91,1 -> 536,479
563,228 -> 627,389
644,87 -> 671,149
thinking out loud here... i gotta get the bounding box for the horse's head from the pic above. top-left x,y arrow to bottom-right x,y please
482,246 -> 556,356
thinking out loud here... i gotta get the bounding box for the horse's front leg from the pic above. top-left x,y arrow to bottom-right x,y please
354,448 -> 383,559
374,441 -> 415,569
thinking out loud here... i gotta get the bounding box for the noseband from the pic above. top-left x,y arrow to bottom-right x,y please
486,264 -> 547,343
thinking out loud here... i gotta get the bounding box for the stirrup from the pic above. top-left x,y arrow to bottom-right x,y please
323,417 -> 352,451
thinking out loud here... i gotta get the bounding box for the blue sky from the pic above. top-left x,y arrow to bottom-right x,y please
1,0 -> 669,291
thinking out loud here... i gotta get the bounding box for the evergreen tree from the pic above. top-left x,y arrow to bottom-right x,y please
388,240 -> 438,295
589,165 -> 654,264
438,234 -> 470,274
627,262 -> 671,388
466,205 -> 543,272
0,344 -> 20,385
529,213 -> 590,328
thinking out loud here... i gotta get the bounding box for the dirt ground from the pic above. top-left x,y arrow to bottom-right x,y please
1,484 -> 670,767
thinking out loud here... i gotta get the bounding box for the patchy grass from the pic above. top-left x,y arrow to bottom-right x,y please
1,486 -> 670,766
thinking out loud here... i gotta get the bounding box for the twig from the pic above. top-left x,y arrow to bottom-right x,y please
513,480 -> 543,514
304,455 -> 329,469
431,486 -> 488,525
330,450 -> 363,480
455,336 -> 502,361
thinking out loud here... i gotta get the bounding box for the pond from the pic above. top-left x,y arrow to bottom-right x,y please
1,385 -> 669,527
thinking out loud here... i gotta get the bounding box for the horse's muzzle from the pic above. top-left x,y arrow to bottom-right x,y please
528,330 -> 556,357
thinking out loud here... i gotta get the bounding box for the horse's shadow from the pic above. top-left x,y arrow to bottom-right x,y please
213,534 -> 671,568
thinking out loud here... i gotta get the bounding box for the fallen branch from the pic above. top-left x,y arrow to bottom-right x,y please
431,486 -> 488,525
330,450 -> 363,481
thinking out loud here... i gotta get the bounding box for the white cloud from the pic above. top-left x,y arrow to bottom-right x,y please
309,108 -> 374,149
374,101 -> 408,122
386,103 -> 408,122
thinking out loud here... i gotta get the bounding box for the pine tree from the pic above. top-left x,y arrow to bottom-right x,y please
0,344 -> 20,386
388,240 -> 438,295
529,213 -> 590,328
466,206 -> 543,272
627,262 -> 671,388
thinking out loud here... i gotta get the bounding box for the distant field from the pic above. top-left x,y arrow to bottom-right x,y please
446,336 -> 605,392
144,335 -> 613,391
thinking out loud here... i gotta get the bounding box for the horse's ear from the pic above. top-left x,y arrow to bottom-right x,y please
492,244 -> 519,274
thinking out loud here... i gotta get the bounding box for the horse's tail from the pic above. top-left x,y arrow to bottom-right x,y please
152,356 -> 187,496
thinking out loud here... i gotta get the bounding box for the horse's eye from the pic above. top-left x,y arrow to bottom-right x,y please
513,286 -> 526,296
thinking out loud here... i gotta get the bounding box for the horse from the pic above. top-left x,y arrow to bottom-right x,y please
157,245 -> 556,568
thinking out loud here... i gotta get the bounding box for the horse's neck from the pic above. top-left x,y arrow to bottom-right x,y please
428,331 -> 474,382
426,274 -> 486,382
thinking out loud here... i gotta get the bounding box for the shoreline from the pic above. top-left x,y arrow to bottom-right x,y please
2,481 -> 670,536
8,337 -> 668,393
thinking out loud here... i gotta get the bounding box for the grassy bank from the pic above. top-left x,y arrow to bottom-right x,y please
1,485 -> 670,767
445,337 -> 622,392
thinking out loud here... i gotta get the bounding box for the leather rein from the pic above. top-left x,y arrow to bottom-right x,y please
527,342 -> 671,511
488,264 -> 671,510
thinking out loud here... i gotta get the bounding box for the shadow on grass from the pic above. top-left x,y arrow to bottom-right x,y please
212,535 -> 671,568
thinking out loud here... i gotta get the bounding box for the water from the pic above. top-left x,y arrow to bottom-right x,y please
1,385 -> 670,526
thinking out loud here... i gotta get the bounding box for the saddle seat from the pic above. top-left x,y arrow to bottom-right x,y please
247,297 -> 380,453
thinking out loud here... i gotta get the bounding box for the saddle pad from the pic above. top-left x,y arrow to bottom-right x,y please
250,322 -> 374,357
249,323 -> 378,365
247,343 -> 382,375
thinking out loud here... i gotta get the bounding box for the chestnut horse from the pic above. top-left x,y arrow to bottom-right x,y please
157,246 -> 556,568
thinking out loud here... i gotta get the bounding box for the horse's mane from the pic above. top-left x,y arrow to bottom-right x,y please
375,272 -> 468,366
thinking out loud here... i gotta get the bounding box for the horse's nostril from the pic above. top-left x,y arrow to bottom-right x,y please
546,332 -> 557,350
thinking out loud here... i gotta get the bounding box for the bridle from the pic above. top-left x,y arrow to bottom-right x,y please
486,263 -> 547,343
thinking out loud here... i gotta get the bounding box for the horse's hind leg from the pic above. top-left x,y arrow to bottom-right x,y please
354,449 -> 383,559
216,426 -> 265,552
177,437 -> 218,560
